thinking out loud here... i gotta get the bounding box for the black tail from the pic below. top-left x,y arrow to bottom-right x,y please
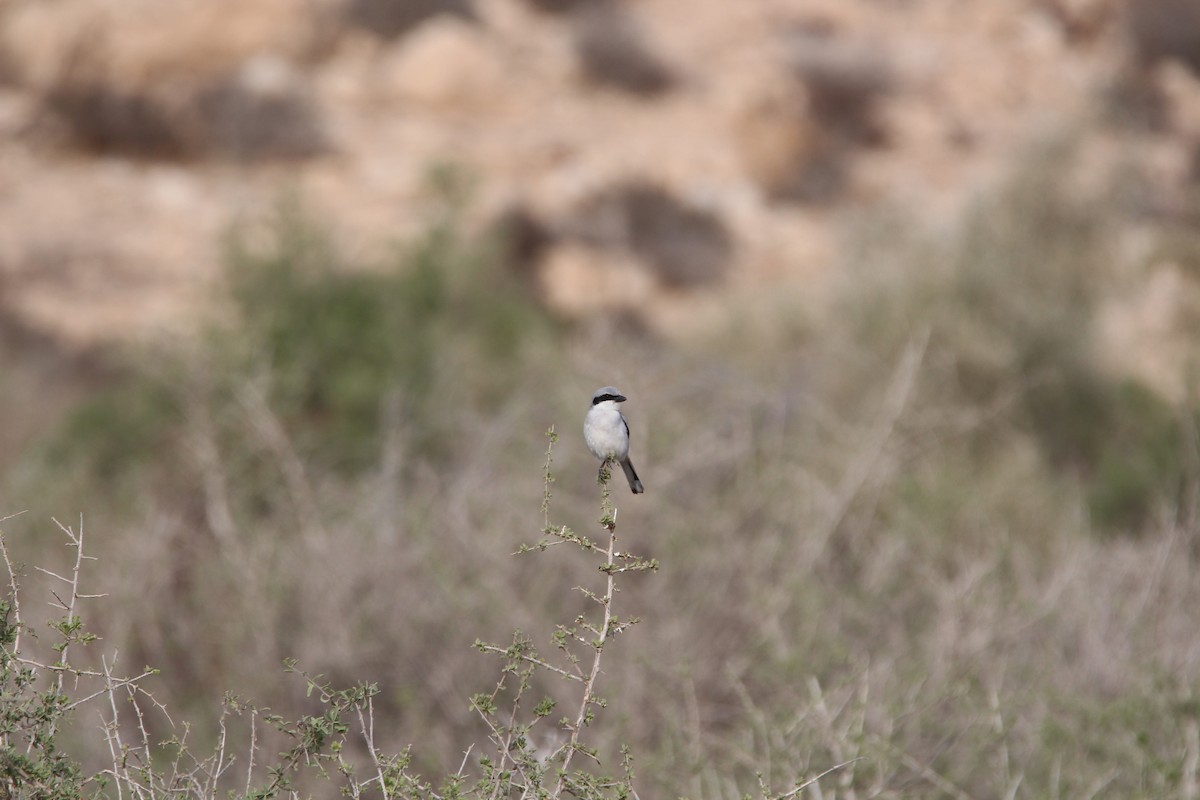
621,458 -> 644,494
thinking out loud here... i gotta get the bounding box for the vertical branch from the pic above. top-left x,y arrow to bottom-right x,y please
481,430 -> 654,797
45,517 -> 102,702
54,519 -> 83,688
245,706 -> 259,797
553,465 -> 619,799
357,695 -> 392,800
0,533 -> 17,756
0,513 -> 26,655
210,710 -> 230,800
100,655 -> 128,800
541,426 -> 559,535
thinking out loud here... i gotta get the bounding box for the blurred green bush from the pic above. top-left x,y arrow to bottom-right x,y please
45,169 -> 557,492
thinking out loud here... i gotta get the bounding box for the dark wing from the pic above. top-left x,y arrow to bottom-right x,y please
622,414 -> 631,439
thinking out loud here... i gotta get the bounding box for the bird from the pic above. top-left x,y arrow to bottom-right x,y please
584,386 -> 644,494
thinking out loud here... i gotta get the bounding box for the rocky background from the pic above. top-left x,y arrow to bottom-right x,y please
0,0 -> 1195,350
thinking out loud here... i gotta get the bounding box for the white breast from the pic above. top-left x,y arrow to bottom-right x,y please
584,402 -> 629,461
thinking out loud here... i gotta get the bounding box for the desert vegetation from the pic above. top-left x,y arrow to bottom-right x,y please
3,1 -> 1200,798
4,135 -> 1200,798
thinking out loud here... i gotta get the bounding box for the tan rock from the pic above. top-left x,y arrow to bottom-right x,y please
539,243 -> 656,317
378,18 -> 505,111
732,67 -> 821,200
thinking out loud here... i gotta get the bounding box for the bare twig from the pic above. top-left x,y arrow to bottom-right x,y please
245,706 -> 259,797
358,694 -> 392,800
552,472 -> 622,799
100,655 -> 129,800
0,513 -> 27,653
48,516 -> 93,736
776,758 -> 865,800
475,644 -> 585,683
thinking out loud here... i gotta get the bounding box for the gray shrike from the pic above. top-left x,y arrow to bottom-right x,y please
584,386 -> 644,494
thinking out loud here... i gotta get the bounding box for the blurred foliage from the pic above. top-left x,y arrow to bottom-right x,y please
7,140 -> 1200,799
44,378 -> 179,486
1038,672 -> 1200,797
43,166 -> 558,487
842,141 -> 1194,534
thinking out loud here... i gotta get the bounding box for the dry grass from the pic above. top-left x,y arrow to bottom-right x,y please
5,145 -> 1200,797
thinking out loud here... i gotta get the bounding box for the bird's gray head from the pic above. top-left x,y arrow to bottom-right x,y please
591,386 -> 627,405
